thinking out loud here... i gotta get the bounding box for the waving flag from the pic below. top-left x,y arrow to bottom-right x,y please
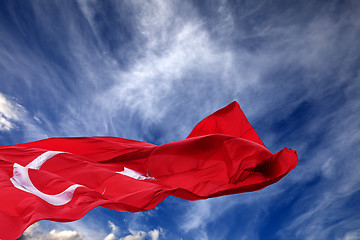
0,102 -> 298,240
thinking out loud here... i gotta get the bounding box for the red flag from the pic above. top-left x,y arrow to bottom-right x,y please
0,102 -> 298,240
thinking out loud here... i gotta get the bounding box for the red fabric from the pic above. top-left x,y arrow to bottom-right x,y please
0,102 -> 298,240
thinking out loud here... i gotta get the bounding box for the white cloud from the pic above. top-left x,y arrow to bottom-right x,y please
108,221 -> 119,234
104,233 -> 116,240
181,200 -> 211,232
93,0 -> 235,126
103,221 -> 119,240
0,93 -> 49,140
118,228 -> 163,240
148,229 -> 160,240
26,0 -> 236,143
180,181 -> 288,236
47,229 -> 83,240
119,229 -> 146,240
22,222 -> 83,240
341,230 -> 360,240
20,221 -> 164,240
22,222 -> 41,238
0,92 -> 25,131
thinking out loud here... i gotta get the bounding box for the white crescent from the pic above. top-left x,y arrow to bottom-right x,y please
9,151 -> 156,206
10,151 -> 81,206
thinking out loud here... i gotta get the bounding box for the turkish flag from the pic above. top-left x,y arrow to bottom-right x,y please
0,102 -> 298,240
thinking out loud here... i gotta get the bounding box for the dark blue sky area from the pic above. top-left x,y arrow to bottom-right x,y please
0,0 -> 359,239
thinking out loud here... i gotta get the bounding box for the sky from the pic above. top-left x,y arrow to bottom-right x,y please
0,0 -> 359,239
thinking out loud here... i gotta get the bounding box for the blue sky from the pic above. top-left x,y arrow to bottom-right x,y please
0,0 -> 359,239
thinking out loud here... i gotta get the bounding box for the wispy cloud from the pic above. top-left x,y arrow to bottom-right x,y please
103,221 -> 119,240
340,230 -> 360,240
119,230 -> 146,240
74,0 -> 239,142
118,228 -> 162,240
164,0 -> 360,239
0,92 -> 48,143
0,92 -> 24,132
